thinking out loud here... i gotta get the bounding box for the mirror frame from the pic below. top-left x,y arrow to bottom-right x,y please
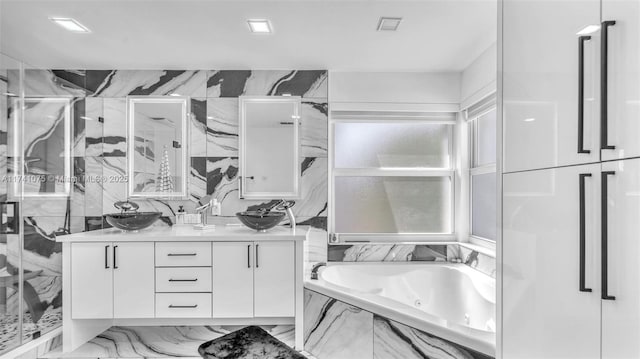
239,96 -> 301,200
126,96 -> 189,199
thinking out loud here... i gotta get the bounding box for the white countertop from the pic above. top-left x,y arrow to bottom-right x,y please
56,224 -> 309,243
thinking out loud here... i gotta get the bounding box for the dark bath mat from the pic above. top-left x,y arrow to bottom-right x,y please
198,326 -> 306,359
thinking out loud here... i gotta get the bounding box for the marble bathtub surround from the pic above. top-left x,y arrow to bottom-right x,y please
326,243 -> 496,279
303,290 -> 492,359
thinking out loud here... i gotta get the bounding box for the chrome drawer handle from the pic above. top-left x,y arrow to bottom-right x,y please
169,304 -> 198,308
167,253 -> 197,256
168,278 -> 198,282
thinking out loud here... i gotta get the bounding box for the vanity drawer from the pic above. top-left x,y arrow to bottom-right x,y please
155,267 -> 212,293
155,242 -> 211,267
155,293 -> 211,318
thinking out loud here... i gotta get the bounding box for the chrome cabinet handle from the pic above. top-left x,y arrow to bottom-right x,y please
168,278 -> 198,282
247,244 -> 251,268
105,245 -> 110,269
167,253 -> 196,256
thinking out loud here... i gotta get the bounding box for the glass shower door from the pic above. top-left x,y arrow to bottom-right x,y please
0,52 -> 24,355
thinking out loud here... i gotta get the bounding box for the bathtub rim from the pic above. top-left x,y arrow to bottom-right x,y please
304,262 -> 496,357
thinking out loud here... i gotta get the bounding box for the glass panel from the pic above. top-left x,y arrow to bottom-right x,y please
0,53 -> 22,355
334,123 -> 451,168
475,108 -> 496,167
472,172 -> 497,240
334,176 -> 451,233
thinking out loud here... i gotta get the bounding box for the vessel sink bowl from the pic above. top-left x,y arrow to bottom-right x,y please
105,212 -> 162,231
236,211 -> 286,232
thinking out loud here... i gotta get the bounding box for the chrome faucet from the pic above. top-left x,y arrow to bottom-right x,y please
275,200 -> 296,230
464,251 -> 479,266
310,262 -> 326,280
195,195 -> 213,226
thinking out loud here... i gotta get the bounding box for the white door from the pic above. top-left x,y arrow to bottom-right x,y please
71,242 -> 113,319
601,0 -> 640,161
254,241 -> 294,317
502,0 -> 601,173
113,242 -> 155,318
503,163 -> 601,359
212,242 -> 254,318
601,158 -> 640,358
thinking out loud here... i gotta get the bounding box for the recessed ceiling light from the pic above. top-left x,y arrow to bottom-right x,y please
576,25 -> 600,36
377,17 -> 402,32
248,19 -> 272,33
524,118 -> 536,122
49,17 -> 91,33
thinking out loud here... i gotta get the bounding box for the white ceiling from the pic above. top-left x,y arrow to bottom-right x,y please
0,0 -> 497,71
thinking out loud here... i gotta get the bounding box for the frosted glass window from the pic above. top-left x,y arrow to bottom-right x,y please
334,123 -> 451,168
475,109 -> 496,167
472,172 -> 496,240
334,177 -> 452,233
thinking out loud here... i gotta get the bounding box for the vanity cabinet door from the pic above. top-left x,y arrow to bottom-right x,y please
71,242 -> 113,319
601,158 -> 640,359
503,0 -> 601,172
212,242 -> 254,318
113,242 -> 155,318
254,241 -> 295,317
503,163 -> 601,359
600,0 -> 640,162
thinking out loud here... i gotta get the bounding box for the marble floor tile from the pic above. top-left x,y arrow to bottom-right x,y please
42,325 -> 298,359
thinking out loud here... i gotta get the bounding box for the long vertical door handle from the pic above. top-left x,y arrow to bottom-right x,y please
247,244 -> 251,268
601,20 -> 616,150
578,36 -> 591,154
239,176 -> 244,199
113,245 -> 118,269
601,171 -> 616,300
255,244 -> 259,268
105,245 -> 110,269
579,173 -> 593,292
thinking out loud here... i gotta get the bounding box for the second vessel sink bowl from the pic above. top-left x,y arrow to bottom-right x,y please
236,211 -> 286,232
105,212 -> 162,231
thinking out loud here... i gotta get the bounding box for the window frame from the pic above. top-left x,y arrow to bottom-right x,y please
467,104 -> 497,243
328,111 -> 458,243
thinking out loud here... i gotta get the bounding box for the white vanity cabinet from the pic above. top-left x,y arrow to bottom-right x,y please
59,226 -> 306,353
213,241 -> 295,318
71,242 -> 155,319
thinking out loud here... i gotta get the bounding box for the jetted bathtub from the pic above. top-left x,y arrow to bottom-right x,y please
304,262 -> 496,356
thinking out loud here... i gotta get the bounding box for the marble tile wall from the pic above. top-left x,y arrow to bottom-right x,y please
0,69 -> 329,353
303,289 -> 494,359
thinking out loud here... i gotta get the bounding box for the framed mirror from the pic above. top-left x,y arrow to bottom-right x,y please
239,96 -> 301,199
13,97 -> 72,198
127,96 -> 189,198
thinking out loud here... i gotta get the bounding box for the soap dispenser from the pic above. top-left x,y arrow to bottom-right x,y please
176,205 -> 186,224
211,199 -> 222,216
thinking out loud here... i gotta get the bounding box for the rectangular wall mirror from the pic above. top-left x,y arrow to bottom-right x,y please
14,97 -> 72,198
239,96 -> 301,199
127,97 -> 189,198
